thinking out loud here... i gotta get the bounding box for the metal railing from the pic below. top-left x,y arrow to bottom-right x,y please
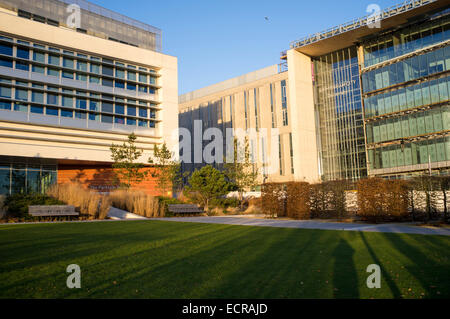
289,0 -> 438,50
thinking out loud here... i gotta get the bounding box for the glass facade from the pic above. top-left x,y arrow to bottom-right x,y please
363,8 -> 450,67
361,14 -> 450,175
314,46 -> 366,181
0,160 -> 57,195
0,35 -> 159,129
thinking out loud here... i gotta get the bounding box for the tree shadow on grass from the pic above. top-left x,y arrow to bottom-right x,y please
359,232 -> 402,299
332,239 -> 358,298
380,232 -> 450,298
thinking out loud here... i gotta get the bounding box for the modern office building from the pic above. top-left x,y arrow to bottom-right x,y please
179,64 -> 318,184
0,0 -> 178,195
180,0 -> 449,183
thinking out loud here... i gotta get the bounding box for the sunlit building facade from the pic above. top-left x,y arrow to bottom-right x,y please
181,0 -> 449,183
0,0 -> 178,195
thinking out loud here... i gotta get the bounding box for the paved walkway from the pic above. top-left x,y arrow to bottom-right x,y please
153,216 -> 450,236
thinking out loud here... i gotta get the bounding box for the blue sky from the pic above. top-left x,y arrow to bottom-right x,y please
89,0 -> 401,94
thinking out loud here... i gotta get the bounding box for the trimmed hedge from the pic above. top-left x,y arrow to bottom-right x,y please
285,182 -> 310,219
357,178 -> 409,223
261,183 -> 286,218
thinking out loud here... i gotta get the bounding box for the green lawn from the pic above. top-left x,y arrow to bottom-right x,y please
0,220 -> 449,299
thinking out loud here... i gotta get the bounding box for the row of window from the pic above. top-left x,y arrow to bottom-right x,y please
362,46 -> 450,93
0,100 -> 156,127
366,106 -> 450,144
364,76 -> 450,118
0,85 -> 157,119
0,55 -> 157,94
368,137 -> 450,170
363,13 -> 450,67
0,36 -> 158,74
0,163 -> 56,195
0,77 -> 158,106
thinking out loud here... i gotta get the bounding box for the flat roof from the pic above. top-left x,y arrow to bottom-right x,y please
286,0 -> 448,57
179,65 -> 281,104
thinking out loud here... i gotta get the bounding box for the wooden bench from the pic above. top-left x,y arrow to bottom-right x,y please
28,205 -> 79,217
167,204 -> 204,216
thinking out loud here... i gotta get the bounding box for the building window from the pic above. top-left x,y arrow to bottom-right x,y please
0,86 -> 11,98
244,91 -> 248,130
15,89 -> 28,101
281,80 -> 288,126
102,78 -> 113,87
115,104 -> 125,115
0,43 -> 13,55
127,71 -> 136,81
47,68 -> 59,77
63,58 -> 74,69
289,133 -> 294,174
90,76 -> 100,84
116,68 -> 125,79
90,63 -> 100,74
0,101 -> 11,110
61,109 -> 73,118
16,48 -> 29,60
33,51 -> 45,63
126,118 -> 136,126
77,61 -> 87,72
270,83 -> 276,128
278,135 -> 284,176
32,91 -> 43,103
115,80 -> 125,89
47,93 -> 58,105
127,106 -> 136,116
46,107 -> 58,116
139,73 -> 148,83
102,66 -> 114,77
14,102 -> 28,112
32,65 -> 44,74
0,57 -> 13,68
30,105 -> 43,114
139,108 -> 147,118
102,102 -> 114,113
48,54 -> 60,66
101,114 -> 113,123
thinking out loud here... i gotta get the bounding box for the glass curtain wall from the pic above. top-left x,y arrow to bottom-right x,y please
314,46 -> 366,181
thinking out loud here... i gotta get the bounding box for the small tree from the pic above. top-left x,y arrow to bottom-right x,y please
223,137 -> 258,207
184,165 -> 232,210
148,142 -> 182,197
110,133 -> 148,189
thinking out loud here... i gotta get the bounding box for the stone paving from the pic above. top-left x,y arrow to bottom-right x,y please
154,215 -> 450,236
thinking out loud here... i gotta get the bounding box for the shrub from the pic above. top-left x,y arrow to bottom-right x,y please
357,178 -> 409,223
109,190 -> 163,218
47,183 -> 110,219
210,197 -> 240,209
285,182 -> 310,219
261,183 -> 286,218
310,180 -> 349,219
4,193 -> 65,219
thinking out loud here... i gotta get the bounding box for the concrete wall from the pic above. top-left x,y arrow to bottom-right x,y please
179,67 -> 295,183
287,49 -> 320,183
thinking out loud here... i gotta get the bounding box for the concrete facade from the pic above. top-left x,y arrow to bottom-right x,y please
0,1 -> 178,195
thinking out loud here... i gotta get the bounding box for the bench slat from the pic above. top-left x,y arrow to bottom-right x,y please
28,205 -> 79,217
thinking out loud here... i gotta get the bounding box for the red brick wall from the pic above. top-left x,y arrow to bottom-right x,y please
57,164 -> 168,196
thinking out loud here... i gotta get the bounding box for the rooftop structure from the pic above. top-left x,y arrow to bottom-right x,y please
0,0 -> 162,52
282,0 -> 447,57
